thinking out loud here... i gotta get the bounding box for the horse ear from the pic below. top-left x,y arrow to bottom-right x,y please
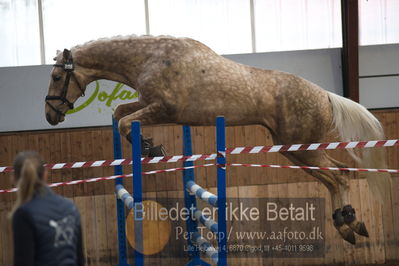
53,50 -> 61,61
63,49 -> 71,60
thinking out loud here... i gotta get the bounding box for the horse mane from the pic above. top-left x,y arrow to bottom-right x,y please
71,34 -> 180,51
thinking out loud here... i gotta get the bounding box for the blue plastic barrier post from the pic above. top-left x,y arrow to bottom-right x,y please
131,121 -> 144,266
183,126 -> 210,266
216,116 -> 227,266
112,118 -> 130,266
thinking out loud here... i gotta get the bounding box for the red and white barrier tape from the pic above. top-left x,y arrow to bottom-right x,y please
227,163 -> 399,174
0,139 -> 398,173
227,139 -> 399,154
0,164 -> 215,194
2,162 -> 397,193
0,156 -> 215,173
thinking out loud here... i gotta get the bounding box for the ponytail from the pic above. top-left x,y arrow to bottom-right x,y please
9,152 -> 46,218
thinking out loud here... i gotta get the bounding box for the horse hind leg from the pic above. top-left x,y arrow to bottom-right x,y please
281,150 -> 360,244
324,154 -> 369,238
330,182 -> 370,244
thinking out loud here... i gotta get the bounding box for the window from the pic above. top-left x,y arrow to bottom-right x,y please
254,0 -> 342,52
42,0 -> 146,63
148,0 -> 252,54
0,0 -> 41,67
1,0 -> 399,67
359,0 -> 399,45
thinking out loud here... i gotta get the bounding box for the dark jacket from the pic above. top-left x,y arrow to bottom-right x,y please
12,186 -> 84,266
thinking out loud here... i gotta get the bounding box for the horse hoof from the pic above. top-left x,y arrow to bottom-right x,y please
332,208 -> 344,227
141,136 -> 154,149
336,224 -> 356,245
126,133 -> 132,144
333,209 -> 356,244
342,205 -> 356,224
342,229 -> 356,245
148,145 -> 166,157
349,221 -> 369,237
341,205 -> 369,237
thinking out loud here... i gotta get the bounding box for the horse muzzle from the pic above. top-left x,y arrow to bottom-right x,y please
46,112 -> 60,125
45,106 -> 65,125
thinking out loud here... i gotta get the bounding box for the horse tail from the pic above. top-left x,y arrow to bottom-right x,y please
327,91 -> 391,202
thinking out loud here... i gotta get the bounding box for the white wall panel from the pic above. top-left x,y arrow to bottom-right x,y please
225,48 -> 343,95
0,65 -> 138,132
360,77 -> 399,109
359,44 -> 399,76
359,44 -> 399,109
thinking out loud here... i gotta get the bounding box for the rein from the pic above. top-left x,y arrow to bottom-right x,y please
45,55 -> 85,116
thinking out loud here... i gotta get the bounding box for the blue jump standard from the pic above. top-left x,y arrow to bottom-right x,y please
192,208 -> 219,233
112,118 -> 144,266
182,125 -> 205,265
132,121 -> 144,266
216,116 -> 227,266
115,184 -> 134,209
186,180 -> 218,207
113,117 -> 229,265
112,118 -> 130,266
184,117 -> 228,266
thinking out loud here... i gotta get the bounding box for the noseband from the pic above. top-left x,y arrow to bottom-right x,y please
45,55 -> 85,116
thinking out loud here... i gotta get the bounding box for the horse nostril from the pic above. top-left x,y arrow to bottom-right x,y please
46,113 -> 51,122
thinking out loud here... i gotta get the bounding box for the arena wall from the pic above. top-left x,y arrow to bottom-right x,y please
0,109 -> 398,265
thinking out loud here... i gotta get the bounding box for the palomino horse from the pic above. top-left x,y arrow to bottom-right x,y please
45,35 -> 391,244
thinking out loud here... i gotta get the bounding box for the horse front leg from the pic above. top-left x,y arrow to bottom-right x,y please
113,101 -> 146,121
118,102 -> 170,156
114,101 -> 160,155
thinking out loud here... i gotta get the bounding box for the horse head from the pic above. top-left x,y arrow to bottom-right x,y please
45,49 -> 86,125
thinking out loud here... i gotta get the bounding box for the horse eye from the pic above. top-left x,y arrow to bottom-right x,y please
53,75 -> 61,82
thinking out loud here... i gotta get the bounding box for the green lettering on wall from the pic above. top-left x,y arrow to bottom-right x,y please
66,81 -> 138,115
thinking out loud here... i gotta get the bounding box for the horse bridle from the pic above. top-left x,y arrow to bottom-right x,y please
45,55 -> 85,116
